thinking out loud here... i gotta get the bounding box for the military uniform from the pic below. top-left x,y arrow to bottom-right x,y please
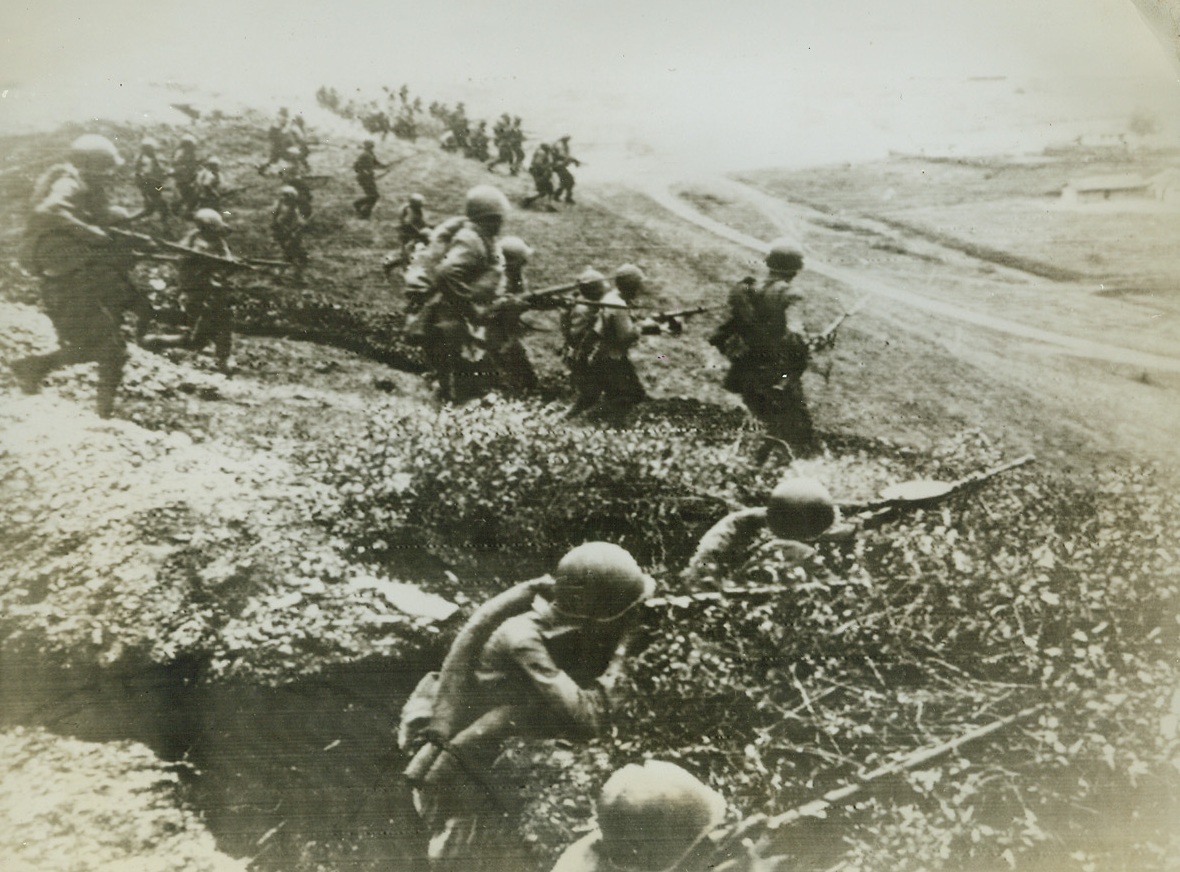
177,228 -> 234,369
523,145 -> 555,207
132,147 -> 169,226
551,138 -> 580,204
684,507 -> 815,585
193,165 -> 221,212
13,158 -> 135,417
278,159 -> 313,218
483,263 -> 538,394
171,144 -> 199,217
711,275 -> 819,458
352,147 -> 386,218
566,288 -> 645,422
271,195 -> 308,277
399,201 -> 431,260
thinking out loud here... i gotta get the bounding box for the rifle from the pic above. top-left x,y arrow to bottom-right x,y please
811,295 -> 869,351
837,454 -> 1036,527
109,228 -> 260,272
521,281 -> 579,308
640,303 -> 725,335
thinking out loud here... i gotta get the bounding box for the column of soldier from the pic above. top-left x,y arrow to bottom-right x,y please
8,131 -> 1014,872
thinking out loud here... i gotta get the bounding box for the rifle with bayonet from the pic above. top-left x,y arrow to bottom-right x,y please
519,280 -> 579,309
109,228 -> 284,273
836,454 -> 1036,528
810,295 -> 869,352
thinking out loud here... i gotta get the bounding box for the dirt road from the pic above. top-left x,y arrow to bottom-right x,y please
638,175 -> 1180,375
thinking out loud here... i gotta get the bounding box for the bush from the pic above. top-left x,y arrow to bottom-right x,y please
311,398 -> 764,582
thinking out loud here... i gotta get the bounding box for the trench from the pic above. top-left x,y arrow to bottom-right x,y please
1,651 -> 444,871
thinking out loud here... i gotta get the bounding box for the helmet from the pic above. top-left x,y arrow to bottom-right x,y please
363,139 -> 375,149
598,761 -> 727,872
193,208 -> 228,232
409,193 -> 425,206
499,236 -> 532,263
577,267 -> 606,288
552,542 -> 654,621
140,138 -> 157,153
614,263 -> 645,295
180,134 -> 197,147
766,238 -> 804,274
286,146 -> 303,159
464,184 -> 509,222
279,185 -> 298,199
766,477 -> 835,541
204,156 -> 221,168
69,134 -> 124,172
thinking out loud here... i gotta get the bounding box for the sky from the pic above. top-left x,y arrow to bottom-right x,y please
2,0 -> 1178,171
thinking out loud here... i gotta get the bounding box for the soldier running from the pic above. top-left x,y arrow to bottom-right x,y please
271,185 -> 308,280
398,542 -> 654,871
258,107 -> 291,174
11,135 -> 138,418
551,135 -> 581,204
130,138 -> 170,232
170,134 -> 200,218
352,139 -> 386,219
193,156 -> 222,213
522,144 -> 555,208
484,235 -> 538,393
277,147 -> 313,218
141,209 -> 237,373
710,239 -> 822,461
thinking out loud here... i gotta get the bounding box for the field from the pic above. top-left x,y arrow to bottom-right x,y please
1,110 -> 1179,872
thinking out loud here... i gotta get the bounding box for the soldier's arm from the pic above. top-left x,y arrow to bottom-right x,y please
35,177 -> 109,241
505,630 -> 611,738
436,235 -> 498,304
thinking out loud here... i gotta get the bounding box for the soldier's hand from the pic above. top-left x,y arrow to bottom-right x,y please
638,317 -> 662,335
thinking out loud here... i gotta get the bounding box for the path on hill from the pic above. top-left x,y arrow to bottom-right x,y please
637,176 -> 1180,375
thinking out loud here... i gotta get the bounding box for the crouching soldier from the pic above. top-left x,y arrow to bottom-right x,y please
684,477 -> 838,587
11,134 -> 135,418
398,542 -> 655,870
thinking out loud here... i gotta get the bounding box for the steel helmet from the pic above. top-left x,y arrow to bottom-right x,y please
180,134 -> 197,147
286,146 -> 303,159
552,542 -> 654,621
766,477 -> 835,541
204,156 -> 221,168
363,139 -> 375,149
69,134 -> 124,172
409,193 -> 425,206
140,138 -> 157,153
279,185 -> 299,199
193,208 -> 228,232
577,267 -> 606,289
499,236 -> 532,263
464,184 -> 509,222
614,264 -> 646,295
766,238 -> 804,274
597,761 -> 727,872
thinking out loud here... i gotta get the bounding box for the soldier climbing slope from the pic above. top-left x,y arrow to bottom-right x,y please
522,143 -> 555,208
130,138 -> 170,232
551,135 -> 581,204
11,135 -> 138,418
709,239 -> 822,462
193,156 -> 222,213
683,477 -> 838,587
141,209 -> 238,374
398,542 -> 655,871
484,235 -> 539,393
170,134 -> 200,218
352,139 -> 386,219
271,185 -> 308,281
258,106 -> 291,174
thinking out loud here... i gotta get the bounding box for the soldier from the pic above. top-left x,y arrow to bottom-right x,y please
288,115 -> 311,171
486,114 -> 514,173
130,138 -> 170,231
551,135 -> 581,205
278,147 -> 313,218
417,185 -> 509,402
258,106 -> 291,174
395,193 -> 431,266
11,135 -> 136,418
551,761 -> 735,872
564,265 -> 646,423
352,139 -> 386,219
193,156 -> 222,213
683,477 -> 837,586
170,134 -> 199,218
561,268 -> 609,417
142,209 -> 237,373
522,143 -> 555,208
399,542 -> 655,871
709,239 -> 821,461
466,120 -> 490,162
484,235 -> 538,393
509,116 -> 526,174
271,185 -> 308,280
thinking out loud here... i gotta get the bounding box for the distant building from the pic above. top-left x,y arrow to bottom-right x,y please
1060,174 -> 1149,203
